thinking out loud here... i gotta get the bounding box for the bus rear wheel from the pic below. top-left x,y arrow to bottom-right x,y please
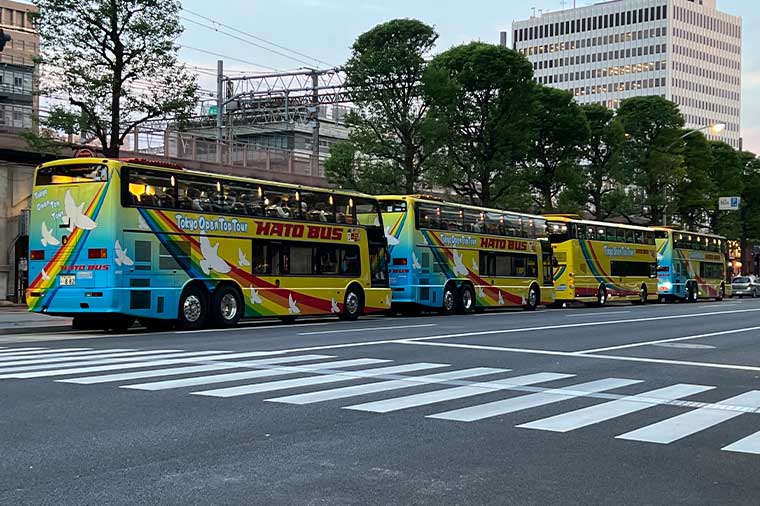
440,284 -> 456,315
211,285 -> 243,328
177,285 -> 209,330
686,283 -> 698,303
596,286 -> 608,307
340,286 -> 364,321
634,285 -> 647,305
457,284 -> 475,314
523,286 -> 539,311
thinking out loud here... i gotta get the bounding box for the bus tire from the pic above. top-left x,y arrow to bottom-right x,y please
177,284 -> 209,330
524,285 -> 539,311
457,284 -> 475,314
596,286 -> 608,307
211,285 -> 243,328
340,285 -> 364,321
718,284 -> 726,301
686,283 -> 698,303
634,285 -> 647,305
440,284 -> 457,315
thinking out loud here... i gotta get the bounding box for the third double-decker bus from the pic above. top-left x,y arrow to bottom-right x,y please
653,227 -> 728,302
26,157 -> 391,331
546,216 -> 658,306
377,195 -> 555,314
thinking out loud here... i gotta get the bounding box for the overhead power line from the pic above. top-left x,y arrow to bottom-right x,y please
181,7 -> 334,68
177,44 -> 277,70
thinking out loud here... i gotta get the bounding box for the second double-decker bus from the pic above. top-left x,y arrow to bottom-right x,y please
546,216 -> 658,306
653,227 -> 728,302
377,195 -> 555,314
26,157 -> 391,331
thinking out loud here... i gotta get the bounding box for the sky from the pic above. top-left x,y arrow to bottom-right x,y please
178,0 -> 760,153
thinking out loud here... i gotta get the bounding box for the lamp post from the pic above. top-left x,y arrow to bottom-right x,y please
665,122 -> 726,151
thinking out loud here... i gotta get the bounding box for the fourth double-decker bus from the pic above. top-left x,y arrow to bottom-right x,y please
546,216 -> 658,306
377,195 -> 555,314
653,227 -> 728,302
27,157 -> 391,331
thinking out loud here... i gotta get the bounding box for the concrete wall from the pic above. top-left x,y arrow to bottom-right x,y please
0,161 -> 34,300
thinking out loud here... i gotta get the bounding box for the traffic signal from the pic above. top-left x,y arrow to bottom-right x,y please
0,29 -> 11,52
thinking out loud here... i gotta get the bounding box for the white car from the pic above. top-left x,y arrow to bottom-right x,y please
731,276 -> 760,298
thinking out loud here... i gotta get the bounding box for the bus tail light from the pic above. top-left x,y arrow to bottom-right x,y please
393,258 -> 408,266
30,250 -> 44,260
88,248 -> 107,259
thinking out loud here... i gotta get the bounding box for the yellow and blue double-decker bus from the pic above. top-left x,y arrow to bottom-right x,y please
377,195 -> 555,314
653,227 -> 728,302
546,216 -> 658,306
26,157 -> 391,331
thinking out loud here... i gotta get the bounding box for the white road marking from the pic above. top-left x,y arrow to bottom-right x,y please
472,311 -> 547,317
617,391 -> 760,444
0,348 -> 133,362
193,363 -> 445,398
429,378 -> 642,422
345,373 -> 573,414
723,431 -> 760,455
575,325 -> 760,354
654,343 -> 716,350
58,354 -> 334,384
517,384 -> 714,433
0,349 -> 182,368
565,311 -> 631,318
123,358 -> 396,391
267,367 -> 506,405
404,340 -> 760,374
297,324 -> 436,336
0,351 -> 231,377
175,321 -> 334,334
0,347 -> 47,354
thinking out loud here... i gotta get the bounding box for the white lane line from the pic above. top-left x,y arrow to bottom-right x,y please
0,347 -> 47,354
565,311 -> 631,318
403,340 -> 760,374
429,378 -> 642,422
723,431 -> 760,455
617,391 -> 760,444
0,347 -> 91,357
576,325 -> 760,354
0,351 -> 231,377
58,354 -> 334,384
193,363 -> 446,398
123,358 -> 395,391
517,384 -> 714,433
0,349 -> 182,368
267,367 -> 506,405
0,348 -> 133,362
174,321 -> 334,334
297,324 -> 436,336
472,311 -> 547,317
345,372 -> 573,414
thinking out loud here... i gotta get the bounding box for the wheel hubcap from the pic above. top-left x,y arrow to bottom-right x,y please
444,290 -> 455,311
345,292 -> 359,314
220,293 -> 238,321
529,289 -> 537,307
183,295 -> 202,323
463,289 -> 473,310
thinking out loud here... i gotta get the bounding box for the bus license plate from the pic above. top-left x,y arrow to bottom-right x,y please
59,275 -> 76,286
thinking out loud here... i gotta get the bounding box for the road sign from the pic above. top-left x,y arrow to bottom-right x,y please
719,196 -> 741,211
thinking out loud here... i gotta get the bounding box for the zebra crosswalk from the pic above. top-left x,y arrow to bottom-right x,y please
2,345 -> 760,456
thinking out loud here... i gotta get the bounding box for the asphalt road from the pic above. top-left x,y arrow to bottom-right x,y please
3,298 -> 760,505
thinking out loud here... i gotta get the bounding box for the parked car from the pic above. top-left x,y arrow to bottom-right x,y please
731,275 -> 760,298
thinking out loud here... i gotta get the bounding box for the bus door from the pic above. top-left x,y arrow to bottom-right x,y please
367,227 -> 389,288
540,240 -> 554,287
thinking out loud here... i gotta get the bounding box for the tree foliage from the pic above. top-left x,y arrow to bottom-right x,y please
423,42 -> 535,208
578,103 -> 626,220
673,131 -> 712,230
617,96 -> 685,225
522,86 -> 589,213
706,141 -> 744,239
32,0 -> 198,156
340,19 -> 439,193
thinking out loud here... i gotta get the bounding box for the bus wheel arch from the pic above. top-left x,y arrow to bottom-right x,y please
524,283 -> 540,311
457,282 -> 475,314
211,282 -> 244,327
441,281 -> 457,315
177,281 -> 210,330
341,283 -> 365,321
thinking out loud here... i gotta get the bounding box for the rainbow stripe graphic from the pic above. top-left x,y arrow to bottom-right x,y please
577,240 -> 638,297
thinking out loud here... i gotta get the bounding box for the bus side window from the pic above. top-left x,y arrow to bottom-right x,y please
333,195 -> 356,225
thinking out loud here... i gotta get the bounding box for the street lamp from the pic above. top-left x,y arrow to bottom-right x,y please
666,122 -> 726,150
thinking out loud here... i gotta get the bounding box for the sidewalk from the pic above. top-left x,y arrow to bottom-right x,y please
0,303 -> 72,335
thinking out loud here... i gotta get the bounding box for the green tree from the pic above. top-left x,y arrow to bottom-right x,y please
739,153 -> 760,273
423,42 -> 535,208
706,141 -> 744,239
578,104 -> 626,220
673,131 -> 713,230
32,0 -> 198,157
323,141 -> 399,194
522,86 -> 589,213
341,19 -> 439,193
617,96 -> 685,225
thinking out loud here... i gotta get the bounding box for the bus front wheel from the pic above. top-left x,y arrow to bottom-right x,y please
340,286 -> 364,321
596,286 -> 608,307
440,285 -> 456,315
634,285 -> 647,305
523,286 -> 539,311
177,285 -> 209,330
457,284 -> 476,314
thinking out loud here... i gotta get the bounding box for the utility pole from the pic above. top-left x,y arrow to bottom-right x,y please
311,70 -> 320,175
216,59 -> 224,164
